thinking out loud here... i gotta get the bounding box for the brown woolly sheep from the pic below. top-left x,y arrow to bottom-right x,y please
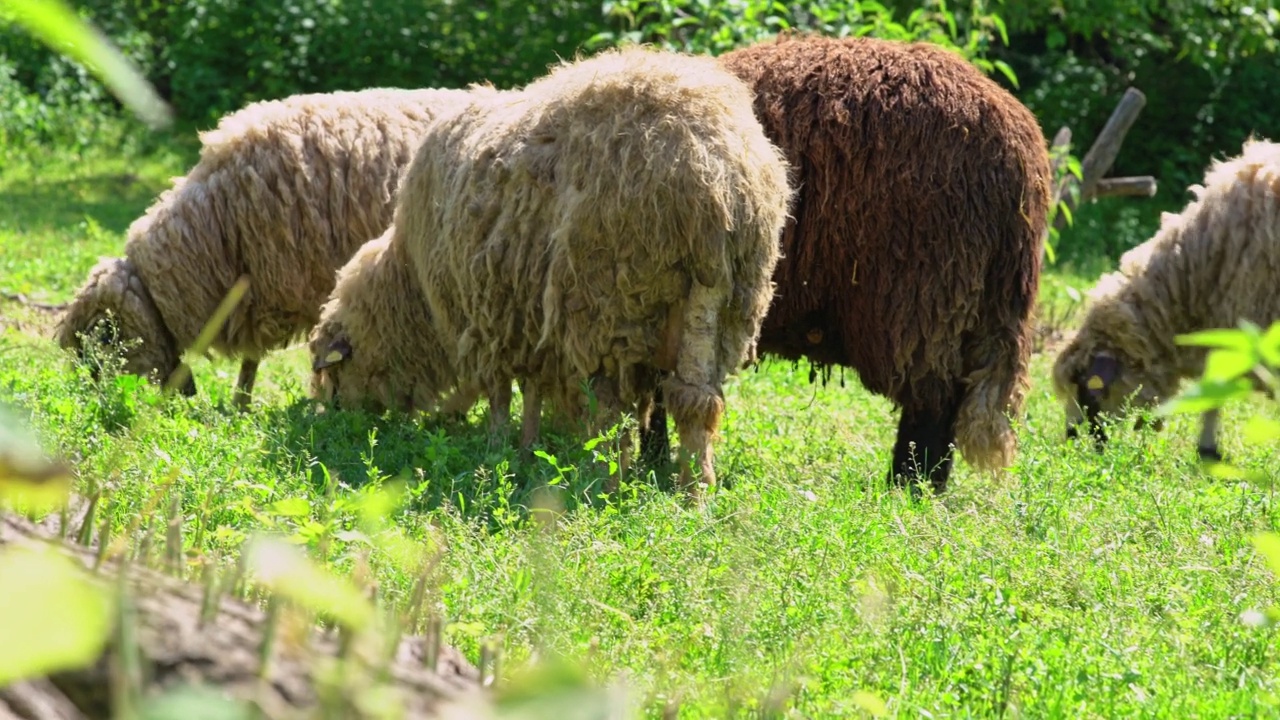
1053,138 -> 1280,462
55,87 -> 476,408
643,34 -> 1052,494
310,46 -> 792,498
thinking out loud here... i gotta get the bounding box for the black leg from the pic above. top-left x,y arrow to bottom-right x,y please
234,358 -> 259,411
639,386 -> 672,466
887,394 -> 962,496
1197,408 -> 1223,463
1075,386 -> 1109,452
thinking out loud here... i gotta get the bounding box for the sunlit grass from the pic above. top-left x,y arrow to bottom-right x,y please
2,137 -> 1280,717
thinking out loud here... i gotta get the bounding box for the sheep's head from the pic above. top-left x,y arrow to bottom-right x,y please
307,314 -> 386,413
308,227 -> 473,418
1051,310 -> 1172,451
55,257 -> 192,396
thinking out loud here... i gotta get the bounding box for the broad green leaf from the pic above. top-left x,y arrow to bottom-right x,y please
1159,378 -> 1252,415
0,547 -> 112,685
1202,348 -> 1258,383
371,526 -> 428,572
0,408 -> 72,515
355,482 -> 408,530
993,59 -> 1018,88
1260,322 -> 1280,366
1252,533 -> 1280,577
1243,416 -> 1280,445
853,690 -> 889,717
1058,202 -> 1074,227
1176,328 -> 1254,352
246,537 -> 374,632
268,497 -> 312,518
1205,461 -> 1252,481
0,0 -> 171,128
990,13 -> 1009,45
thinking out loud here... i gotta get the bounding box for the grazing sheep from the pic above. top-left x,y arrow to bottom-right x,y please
55,87 -> 476,408
309,46 -> 792,497
643,34 -> 1052,493
1052,138 -> 1280,461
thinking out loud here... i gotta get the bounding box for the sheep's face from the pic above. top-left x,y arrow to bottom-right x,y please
308,320 -> 410,415
1055,346 -> 1163,449
309,322 -> 375,411
55,258 -> 192,396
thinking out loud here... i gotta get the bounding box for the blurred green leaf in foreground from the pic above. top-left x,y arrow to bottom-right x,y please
1,0 -> 171,127
0,546 -> 113,685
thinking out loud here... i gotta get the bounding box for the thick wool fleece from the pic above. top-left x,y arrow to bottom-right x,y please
56,87 -> 475,402
1052,138 -> 1280,452
310,46 -> 793,496
706,34 -> 1052,488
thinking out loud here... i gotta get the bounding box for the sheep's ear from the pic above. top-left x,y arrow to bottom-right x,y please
313,336 -> 352,370
1083,351 -> 1120,396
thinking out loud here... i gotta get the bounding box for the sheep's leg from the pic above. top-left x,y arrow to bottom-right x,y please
639,386 -> 672,466
1197,407 -> 1223,462
519,378 -> 541,450
486,381 -> 512,448
233,358 -> 259,411
665,282 -> 729,502
585,375 -> 630,495
888,391 -> 962,497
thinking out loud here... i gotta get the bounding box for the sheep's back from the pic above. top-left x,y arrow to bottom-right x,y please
720,35 -> 1050,405
400,48 -> 790,403
125,88 -> 474,357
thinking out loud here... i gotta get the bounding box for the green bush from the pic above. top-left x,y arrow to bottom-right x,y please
0,0 -> 608,133
591,0 -> 1016,79
988,0 -> 1279,262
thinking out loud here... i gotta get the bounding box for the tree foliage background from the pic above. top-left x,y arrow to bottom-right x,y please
1,0 -> 1278,262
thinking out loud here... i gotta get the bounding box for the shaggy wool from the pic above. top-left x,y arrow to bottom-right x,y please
1052,137 -> 1280,456
56,87 -> 475,404
644,33 -> 1053,492
310,46 -> 792,495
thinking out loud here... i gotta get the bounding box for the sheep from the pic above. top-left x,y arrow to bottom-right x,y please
641,34 -> 1053,494
1052,137 -> 1280,462
309,45 -> 793,498
55,86 -> 477,408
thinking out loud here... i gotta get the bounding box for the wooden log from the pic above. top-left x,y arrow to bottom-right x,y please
1091,176 -> 1158,199
0,509 -> 485,720
1046,125 -> 1074,219
1073,87 -> 1148,207
1041,87 -> 1150,261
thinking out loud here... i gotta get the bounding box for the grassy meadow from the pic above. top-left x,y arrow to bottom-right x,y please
3,139 -> 1280,718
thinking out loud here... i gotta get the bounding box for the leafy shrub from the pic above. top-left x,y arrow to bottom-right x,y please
590,0 -> 1017,81
1,0 -> 608,129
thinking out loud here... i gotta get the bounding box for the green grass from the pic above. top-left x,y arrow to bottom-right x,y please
4,137 -> 1280,718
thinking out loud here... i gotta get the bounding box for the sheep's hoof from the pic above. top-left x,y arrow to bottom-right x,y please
1197,445 -> 1224,464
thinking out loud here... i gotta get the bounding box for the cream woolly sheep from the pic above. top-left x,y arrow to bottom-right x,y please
309,46 -> 792,497
1052,138 -> 1280,460
55,87 -> 476,408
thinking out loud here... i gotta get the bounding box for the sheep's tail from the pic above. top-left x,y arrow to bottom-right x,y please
661,280 -> 730,495
953,325 -> 1032,473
